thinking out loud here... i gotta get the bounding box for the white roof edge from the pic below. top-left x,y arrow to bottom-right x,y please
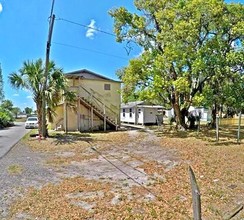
138,105 -> 164,108
121,103 -> 164,108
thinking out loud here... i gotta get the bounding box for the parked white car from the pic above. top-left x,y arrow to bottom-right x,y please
25,117 -> 38,129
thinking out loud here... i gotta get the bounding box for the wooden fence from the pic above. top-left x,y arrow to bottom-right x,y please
219,117 -> 243,126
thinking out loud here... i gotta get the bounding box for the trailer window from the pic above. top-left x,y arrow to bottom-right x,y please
129,108 -> 132,117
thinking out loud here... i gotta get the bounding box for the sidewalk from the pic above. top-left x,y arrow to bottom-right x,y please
0,122 -> 30,159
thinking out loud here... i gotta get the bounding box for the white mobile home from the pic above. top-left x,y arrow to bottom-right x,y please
188,106 -> 212,122
164,106 -> 212,123
121,101 -> 163,125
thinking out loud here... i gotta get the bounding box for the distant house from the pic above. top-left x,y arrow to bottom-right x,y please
17,112 -> 27,118
49,69 -> 121,132
121,101 -> 163,125
188,106 -> 212,122
164,106 -> 212,123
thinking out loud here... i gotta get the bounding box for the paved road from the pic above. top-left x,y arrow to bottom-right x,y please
0,122 -> 30,159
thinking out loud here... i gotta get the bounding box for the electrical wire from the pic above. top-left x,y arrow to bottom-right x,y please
85,141 -> 187,218
90,143 -> 158,177
57,134 -> 187,217
90,145 -> 156,196
54,17 -> 140,56
52,41 -> 128,60
56,17 -> 116,37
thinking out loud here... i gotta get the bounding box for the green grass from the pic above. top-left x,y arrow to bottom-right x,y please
21,129 -> 38,141
7,164 -> 23,175
14,118 -> 27,122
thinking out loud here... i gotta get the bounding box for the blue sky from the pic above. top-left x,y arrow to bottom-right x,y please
0,0 -> 141,110
0,0 -> 243,111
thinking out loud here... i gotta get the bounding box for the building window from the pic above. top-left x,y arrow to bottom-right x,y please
122,109 -> 125,117
129,108 -> 132,117
104,84 -> 111,90
138,108 -> 141,114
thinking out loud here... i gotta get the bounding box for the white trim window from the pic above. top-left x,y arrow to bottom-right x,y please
104,83 -> 111,90
129,108 -> 132,117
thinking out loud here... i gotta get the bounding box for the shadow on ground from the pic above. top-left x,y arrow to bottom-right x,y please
51,133 -> 94,145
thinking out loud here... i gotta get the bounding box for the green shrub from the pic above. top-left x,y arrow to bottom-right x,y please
0,108 -> 14,128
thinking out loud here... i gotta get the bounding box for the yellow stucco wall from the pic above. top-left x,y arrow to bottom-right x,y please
51,105 -> 63,130
50,102 -> 107,131
68,78 -> 120,111
68,78 -> 121,121
50,77 -> 121,131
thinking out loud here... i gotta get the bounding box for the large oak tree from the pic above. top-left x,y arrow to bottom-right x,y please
110,0 -> 244,129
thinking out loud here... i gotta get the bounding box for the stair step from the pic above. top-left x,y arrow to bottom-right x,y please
79,98 -> 117,126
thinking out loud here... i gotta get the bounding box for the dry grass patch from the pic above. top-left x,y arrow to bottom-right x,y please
12,128 -> 244,219
23,131 -> 98,167
155,126 -> 244,219
10,177 -> 113,219
10,177 -> 190,219
24,132 -> 92,152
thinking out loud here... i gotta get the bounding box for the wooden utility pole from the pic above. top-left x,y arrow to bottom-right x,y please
41,0 -> 56,137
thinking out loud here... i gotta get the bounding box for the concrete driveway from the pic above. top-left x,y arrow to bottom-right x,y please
0,122 -> 30,159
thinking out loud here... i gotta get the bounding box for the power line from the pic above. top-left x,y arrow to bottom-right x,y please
90,146 -> 156,196
55,17 -> 139,56
86,142 -> 187,218
53,41 -> 128,60
56,17 -> 116,37
59,136 -> 187,218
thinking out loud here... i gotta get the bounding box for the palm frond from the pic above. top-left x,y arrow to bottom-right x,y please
8,72 -> 26,89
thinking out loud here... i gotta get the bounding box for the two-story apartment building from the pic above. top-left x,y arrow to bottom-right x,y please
50,69 -> 121,132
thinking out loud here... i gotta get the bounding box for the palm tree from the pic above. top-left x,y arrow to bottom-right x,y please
9,58 -> 72,136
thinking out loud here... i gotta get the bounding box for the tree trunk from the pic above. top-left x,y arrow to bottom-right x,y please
36,100 -> 43,136
171,92 -> 188,130
210,103 -> 217,128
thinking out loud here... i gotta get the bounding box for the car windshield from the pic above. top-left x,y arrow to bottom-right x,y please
27,117 -> 37,121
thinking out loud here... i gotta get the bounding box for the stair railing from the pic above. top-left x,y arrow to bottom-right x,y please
55,117 -> 64,130
78,85 -> 119,124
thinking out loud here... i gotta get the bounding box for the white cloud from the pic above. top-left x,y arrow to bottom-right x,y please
86,19 -> 97,39
13,94 -> 19,97
0,3 -> 3,13
26,95 -> 33,99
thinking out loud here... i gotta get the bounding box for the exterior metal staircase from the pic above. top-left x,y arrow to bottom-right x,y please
77,86 -> 119,130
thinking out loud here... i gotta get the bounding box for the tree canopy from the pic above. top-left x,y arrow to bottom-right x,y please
0,99 -> 13,111
0,99 -> 14,127
24,107 -> 33,115
0,64 -> 4,102
110,0 -> 244,128
9,59 -> 75,136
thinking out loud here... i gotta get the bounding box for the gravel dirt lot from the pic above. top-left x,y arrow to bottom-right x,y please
0,127 -> 243,219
